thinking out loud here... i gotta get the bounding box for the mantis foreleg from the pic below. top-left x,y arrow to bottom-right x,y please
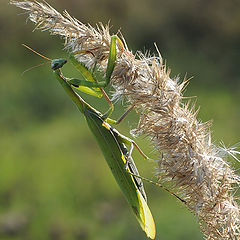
67,35 -> 125,119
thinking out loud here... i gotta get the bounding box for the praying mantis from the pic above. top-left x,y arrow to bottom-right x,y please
24,35 -> 156,239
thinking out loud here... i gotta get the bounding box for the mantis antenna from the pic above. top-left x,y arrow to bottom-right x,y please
22,44 -> 52,61
21,44 -> 54,75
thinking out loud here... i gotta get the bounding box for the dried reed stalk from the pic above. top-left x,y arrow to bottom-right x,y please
10,1 -> 240,239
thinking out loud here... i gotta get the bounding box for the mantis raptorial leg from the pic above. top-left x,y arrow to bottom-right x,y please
67,35 -> 125,119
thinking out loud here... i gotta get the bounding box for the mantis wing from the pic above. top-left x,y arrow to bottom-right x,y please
85,110 -> 156,239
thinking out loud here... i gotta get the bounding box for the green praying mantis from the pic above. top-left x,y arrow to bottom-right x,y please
24,35 -> 156,239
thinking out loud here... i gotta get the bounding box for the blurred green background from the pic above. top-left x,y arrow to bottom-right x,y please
1,0 -> 239,239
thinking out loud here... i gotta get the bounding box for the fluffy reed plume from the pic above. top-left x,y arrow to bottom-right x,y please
10,1 -> 240,239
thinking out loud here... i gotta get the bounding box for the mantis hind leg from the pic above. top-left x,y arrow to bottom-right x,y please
127,171 -> 186,204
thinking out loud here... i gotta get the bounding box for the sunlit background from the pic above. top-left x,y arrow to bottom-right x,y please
1,0 -> 239,239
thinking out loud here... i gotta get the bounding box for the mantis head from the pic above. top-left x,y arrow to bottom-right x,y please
51,59 -> 67,70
